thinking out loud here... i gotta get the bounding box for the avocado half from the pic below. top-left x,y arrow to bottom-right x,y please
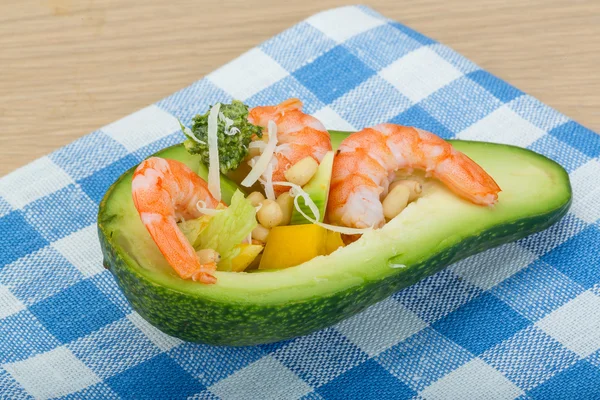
98,131 -> 572,346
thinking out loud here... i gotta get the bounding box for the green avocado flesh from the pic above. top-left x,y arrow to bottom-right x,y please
98,131 -> 571,345
290,151 -> 334,225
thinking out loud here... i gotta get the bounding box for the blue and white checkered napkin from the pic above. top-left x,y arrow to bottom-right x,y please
2,5 -> 600,399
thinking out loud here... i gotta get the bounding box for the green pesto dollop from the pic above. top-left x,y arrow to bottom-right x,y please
182,100 -> 262,173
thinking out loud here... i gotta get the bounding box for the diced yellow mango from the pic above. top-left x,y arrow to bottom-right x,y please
259,224 -> 344,270
229,244 -> 264,272
325,230 -> 345,254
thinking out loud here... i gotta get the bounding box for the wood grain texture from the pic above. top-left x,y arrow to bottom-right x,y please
1,0 -> 598,175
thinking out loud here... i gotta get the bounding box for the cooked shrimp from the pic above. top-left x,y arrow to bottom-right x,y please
132,157 -> 220,284
328,124 -> 501,228
248,98 -> 332,194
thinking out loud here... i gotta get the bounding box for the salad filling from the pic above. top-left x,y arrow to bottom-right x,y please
131,98 -> 500,283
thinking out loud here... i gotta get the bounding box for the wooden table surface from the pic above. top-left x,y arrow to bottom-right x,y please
1,0 -> 598,176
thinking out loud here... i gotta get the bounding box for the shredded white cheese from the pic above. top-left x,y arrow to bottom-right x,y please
218,112 -> 240,136
241,120 -> 278,187
184,126 -> 206,144
196,200 -> 222,216
248,141 -> 267,150
264,162 -> 276,201
270,181 -> 373,235
207,103 -> 222,202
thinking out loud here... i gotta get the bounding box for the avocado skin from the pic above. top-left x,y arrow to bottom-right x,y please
99,198 -> 570,346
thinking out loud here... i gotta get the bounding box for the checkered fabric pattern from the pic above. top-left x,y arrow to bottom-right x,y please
1,5 -> 599,399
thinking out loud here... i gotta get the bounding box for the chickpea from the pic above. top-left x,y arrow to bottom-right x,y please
252,224 -> 270,242
248,147 -> 261,158
246,191 -> 265,207
389,179 -> 422,202
388,180 -> 401,192
257,199 -> 283,228
276,192 -> 294,225
382,184 -> 410,220
284,157 -> 319,187
196,249 -> 220,264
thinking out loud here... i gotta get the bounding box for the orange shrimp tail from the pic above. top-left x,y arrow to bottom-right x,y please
248,98 -> 304,126
276,98 -> 303,112
137,212 -> 210,280
191,264 -> 218,284
436,152 -> 501,205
